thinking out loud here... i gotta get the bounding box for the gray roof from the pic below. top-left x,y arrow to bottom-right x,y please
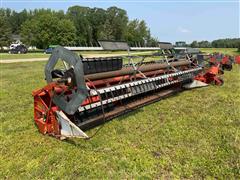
158,42 -> 173,50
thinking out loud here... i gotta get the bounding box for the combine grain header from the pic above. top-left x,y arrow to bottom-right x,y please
209,53 -> 234,71
32,45 -> 224,139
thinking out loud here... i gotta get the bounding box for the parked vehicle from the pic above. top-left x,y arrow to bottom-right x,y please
9,43 -> 21,49
9,44 -> 28,54
44,45 -> 58,54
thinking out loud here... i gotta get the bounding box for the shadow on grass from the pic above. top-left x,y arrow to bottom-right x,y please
63,90 -> 184,147
32,84 -> 207,148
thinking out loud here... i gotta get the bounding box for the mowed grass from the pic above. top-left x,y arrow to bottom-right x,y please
0,48 -> 240,178
0,48 -> 238,60
0,50 -> 155,60
0,52 -> 50,59
200,48 -> 239,56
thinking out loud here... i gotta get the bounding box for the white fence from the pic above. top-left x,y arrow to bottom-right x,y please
130,47 -> 160,50
64,47 -> 103,51
64,46 -> 160,51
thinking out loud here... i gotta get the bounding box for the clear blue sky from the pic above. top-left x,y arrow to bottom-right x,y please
1,0 -> 239,43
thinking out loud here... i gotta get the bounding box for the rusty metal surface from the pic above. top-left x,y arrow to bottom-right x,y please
85,60 -> 190,81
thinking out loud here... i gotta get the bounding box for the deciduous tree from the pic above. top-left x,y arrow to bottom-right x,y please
21,14 -> 76,49
0,16 -> 12,49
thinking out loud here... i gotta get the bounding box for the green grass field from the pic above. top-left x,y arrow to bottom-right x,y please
0,48 -> 238,60
200,48 -> 239,56
0,50 -> 155,60
0,48 -> 240,178
0,52 -> 50,59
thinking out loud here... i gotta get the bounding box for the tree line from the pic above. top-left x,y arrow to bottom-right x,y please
1,6 -> 239,50
190,38 -> 240,48
0,6 -> 158,49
